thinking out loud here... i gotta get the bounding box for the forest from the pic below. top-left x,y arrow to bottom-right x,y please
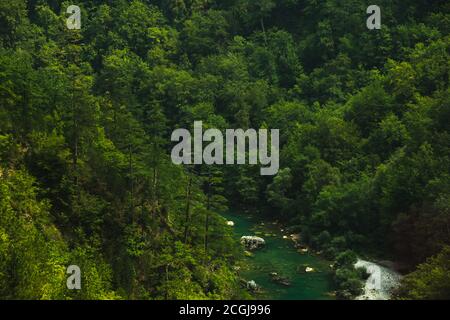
0,0 -> 449,300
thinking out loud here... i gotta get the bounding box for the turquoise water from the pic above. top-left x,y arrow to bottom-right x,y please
223,212 -> 335,300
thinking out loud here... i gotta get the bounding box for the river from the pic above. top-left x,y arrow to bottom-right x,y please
223,212 -> 335,300
354,259 -> 402,300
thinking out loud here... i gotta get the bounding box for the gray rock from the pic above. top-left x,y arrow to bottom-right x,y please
240,236 -> 265,250
246,280 -> 258,291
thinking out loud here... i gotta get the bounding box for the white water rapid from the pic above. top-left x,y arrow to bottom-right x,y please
354,259 -> 402,300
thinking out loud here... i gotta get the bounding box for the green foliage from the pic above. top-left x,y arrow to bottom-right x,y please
395,246 -> 450,300
335,250 -> 358,269
333,251 -> 363,299
334,267 -> 364,299
0,0 -> 448,300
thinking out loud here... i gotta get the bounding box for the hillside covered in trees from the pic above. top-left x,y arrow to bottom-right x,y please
0,0 -> 449,299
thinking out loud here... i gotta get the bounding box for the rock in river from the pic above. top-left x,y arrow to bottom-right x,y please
269,272 -> 291,287
246,280 -> 259,291
240,236 -> 265,250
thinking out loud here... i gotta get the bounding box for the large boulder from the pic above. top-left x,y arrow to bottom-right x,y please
240,236 -> 265,250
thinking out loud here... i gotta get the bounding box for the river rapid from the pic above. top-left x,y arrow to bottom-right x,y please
354,259 -> 402,300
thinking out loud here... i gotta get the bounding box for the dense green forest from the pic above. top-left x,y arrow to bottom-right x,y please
0,0 -> 449,299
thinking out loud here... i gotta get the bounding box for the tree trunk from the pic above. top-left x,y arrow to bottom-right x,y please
129,144 -> 134,217
260,17 -> 268,47
183,175 -> 193,244
204,175 -> 211,254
